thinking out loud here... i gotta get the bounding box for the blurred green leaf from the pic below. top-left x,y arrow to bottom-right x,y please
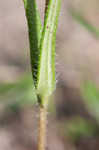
0,74 -> 37,112
82,81 -> 99,121
63,117 -> 98,142
70,9 -> 99,38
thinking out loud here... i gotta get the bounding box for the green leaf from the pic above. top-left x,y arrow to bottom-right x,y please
63,117 -> 98,142
70,9 -> 99,38
37,0 -> 61,103
23,0 -> 61,105
82,81 -> 99,121
23,0 -> 42,85
0,74 -> 37,112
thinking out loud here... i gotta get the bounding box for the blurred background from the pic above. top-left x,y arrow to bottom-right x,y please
1,0 -> 99,149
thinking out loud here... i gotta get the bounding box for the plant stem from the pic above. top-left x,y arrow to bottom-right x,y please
45,0 -> 49,13
38,1 -> 49,148
38,105 -> 47,150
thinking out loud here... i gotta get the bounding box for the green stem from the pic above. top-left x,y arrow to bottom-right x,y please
45,0 -> 49,13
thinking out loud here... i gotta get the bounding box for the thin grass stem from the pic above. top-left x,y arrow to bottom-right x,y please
38,105 -> 47,150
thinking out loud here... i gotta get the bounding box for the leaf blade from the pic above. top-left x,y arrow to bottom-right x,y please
37,0 -> 61,101
82,81 -> 99,121
0,74 -> 37,110
23,0 -> 42,85
70,9 -> 99,38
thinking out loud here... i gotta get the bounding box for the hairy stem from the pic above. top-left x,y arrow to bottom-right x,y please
38,105 -> 47,150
